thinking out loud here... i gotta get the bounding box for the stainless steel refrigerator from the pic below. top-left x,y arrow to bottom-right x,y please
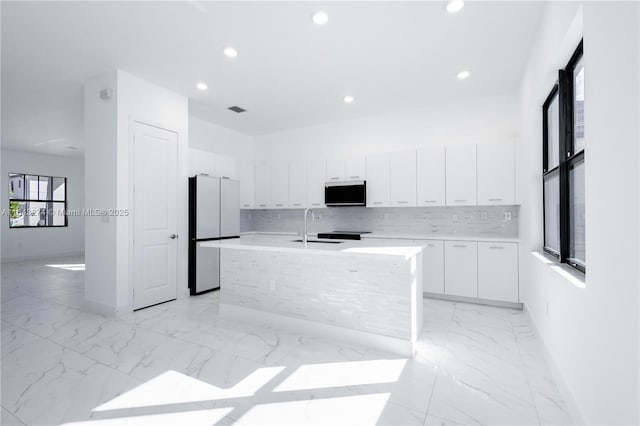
188,175 -> 240,295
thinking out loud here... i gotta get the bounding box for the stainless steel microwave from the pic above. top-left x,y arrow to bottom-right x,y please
324,181 -> 366,206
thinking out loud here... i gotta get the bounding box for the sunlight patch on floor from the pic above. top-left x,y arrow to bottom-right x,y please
45,263 -> 86,271
274,359 -> 407,392
237,393 -> 391,426
61,407 -> 232,426
94,368 -> 285,412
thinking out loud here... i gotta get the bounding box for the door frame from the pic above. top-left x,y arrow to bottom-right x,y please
128,118 -> 182,311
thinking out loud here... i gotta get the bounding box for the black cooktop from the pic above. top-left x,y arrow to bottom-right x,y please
316,231 -> 372,240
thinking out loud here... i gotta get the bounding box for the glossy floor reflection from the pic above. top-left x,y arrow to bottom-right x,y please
1,257 -> 573,425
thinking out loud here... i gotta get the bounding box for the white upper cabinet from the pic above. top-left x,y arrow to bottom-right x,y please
346,156 -> 366,181
389,150 -> 417,207
477,143 -> 515,205
271,163 -> 289,209
239,164 -> 255,209
189,148 -> 216,176
288,162 -> 307,209
307,160 -> 327,208
478,242 -> 519,302
366,153 -> 390,207
214,154 -> 237,180
326,159 -> 346,182
417,146 -> 446,206
254,164 -> 271,209
446,145 -> 477,206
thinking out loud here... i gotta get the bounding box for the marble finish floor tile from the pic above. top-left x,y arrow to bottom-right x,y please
1,256 -> 572,425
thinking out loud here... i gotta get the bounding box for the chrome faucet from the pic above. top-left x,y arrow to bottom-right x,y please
303,208 -> 315,244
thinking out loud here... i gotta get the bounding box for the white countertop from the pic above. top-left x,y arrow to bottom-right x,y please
201,234 -> 424,259
240,231 -> 519,244
361,233 -> 520,243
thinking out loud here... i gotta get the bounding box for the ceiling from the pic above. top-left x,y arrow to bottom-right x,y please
1,1 -> 544,156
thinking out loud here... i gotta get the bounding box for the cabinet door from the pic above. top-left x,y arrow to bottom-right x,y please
254,164 -> 271,209
417,146 -> 446,206
421,240 -> 444,294
346,156 -> 366,181
444,241 -> 478,297
307,160 -> 327,208
271,164 -> 289,209
389,150 -> 417,207
366,153 -> 390,207
214,154 -> 237,179
477,144 -> 515,205
189,148 -> 216,176
289,163 -> 307,209
239,164 -> 255,209
446,145 -> 477,206
326,159 -> 346,182
478,242 -> 519,302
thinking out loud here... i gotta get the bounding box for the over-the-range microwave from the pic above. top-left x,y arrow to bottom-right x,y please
324,181 -> 366,206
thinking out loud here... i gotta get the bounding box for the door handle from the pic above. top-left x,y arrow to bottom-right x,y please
169,234 -> 178,239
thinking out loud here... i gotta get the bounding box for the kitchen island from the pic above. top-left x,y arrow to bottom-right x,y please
200,234 -> 423,355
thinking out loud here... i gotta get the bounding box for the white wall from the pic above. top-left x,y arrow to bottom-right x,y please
189,116 -> 254,164
253,92 -> 519,163
519,2 -> 639,425
84,71 -> 118,310
1,149 -> 85,261
84,70 -> 189,314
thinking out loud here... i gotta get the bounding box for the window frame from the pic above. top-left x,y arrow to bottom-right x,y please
542,40 -> 585,273
8,173 -> 68,228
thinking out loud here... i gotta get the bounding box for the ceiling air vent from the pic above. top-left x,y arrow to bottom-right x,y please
228,106 -> 246,113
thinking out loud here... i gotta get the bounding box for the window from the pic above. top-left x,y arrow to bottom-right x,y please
8,174 -> 67,228
542,40 -> 585,273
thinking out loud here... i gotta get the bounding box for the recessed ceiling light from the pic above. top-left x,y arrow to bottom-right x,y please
223,47 -> 238,58
312,11 -> 329,26
196,82 -> 208,91
343,95 -> 354,104
457,70 -> 470,80
446,0 -> 465,13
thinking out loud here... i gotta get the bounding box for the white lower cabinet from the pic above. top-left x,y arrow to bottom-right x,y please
478,242 -> 519,302
420,240 -> 444,294
444,241 -> 478,298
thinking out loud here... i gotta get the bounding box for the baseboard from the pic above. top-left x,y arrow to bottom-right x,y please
424,292 -> 524,310
523,302 -> 586,425
177,285 -> 190,300
219,303 -> 415,357
1,251 -> 85,263
83,298 -> 118,317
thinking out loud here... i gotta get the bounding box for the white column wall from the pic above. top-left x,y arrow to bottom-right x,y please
518,2 -> 639,424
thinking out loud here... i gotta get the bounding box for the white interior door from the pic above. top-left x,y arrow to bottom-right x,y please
133,122 -> 178,310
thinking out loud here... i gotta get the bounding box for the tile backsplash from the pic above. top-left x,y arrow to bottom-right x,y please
241,205 -> 519,238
